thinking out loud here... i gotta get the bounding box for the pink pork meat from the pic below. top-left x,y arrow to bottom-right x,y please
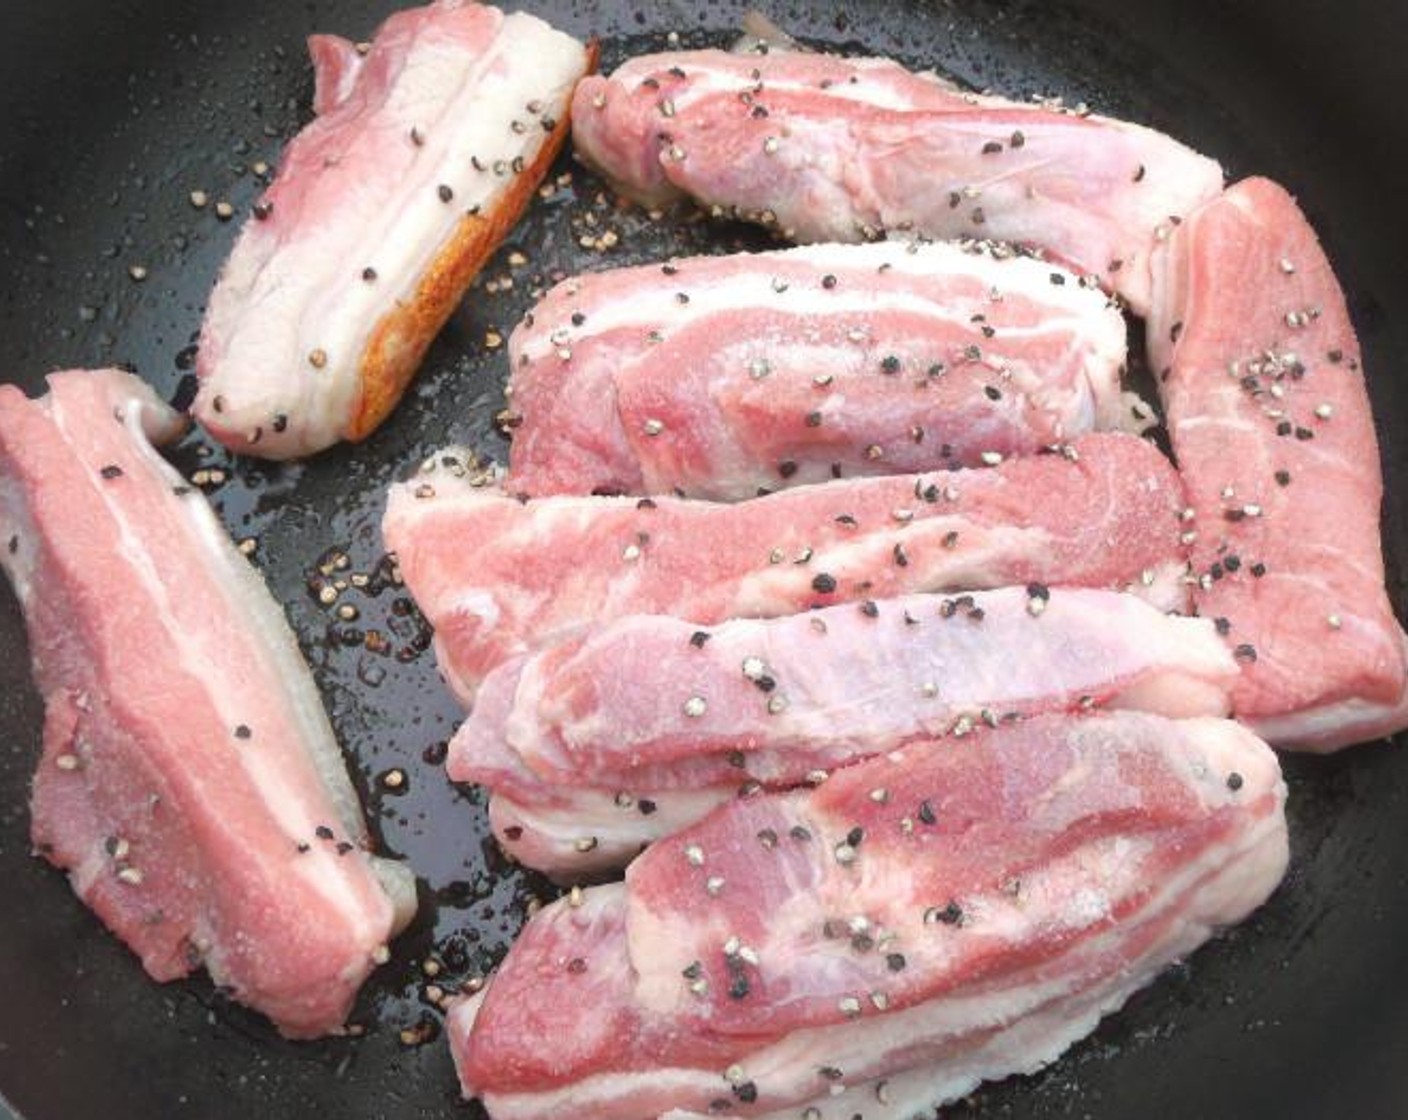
449,586 -> 1237,878
571,46 -> 1223,315
449,712 -> 1288,1118
0,370 -> 416,1038
1148,177 -> 1408,751
384,432 -> 1190,704
503,241 -> 1133,499
194,0 -> 591,458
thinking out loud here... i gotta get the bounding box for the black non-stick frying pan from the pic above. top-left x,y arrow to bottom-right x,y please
1,0 -> 1405,1117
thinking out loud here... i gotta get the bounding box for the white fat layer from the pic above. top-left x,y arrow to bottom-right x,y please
665,967 -> 1159,1120
511,589 -> 1236,782
489,787 -> 729,882
443,588 -> 504,638
67,840 -> 111,898
202,12 -> 587,455
1135,558 -> 1192,613
1248,653 -> 1408,752
728,523 -> 1049,614
613,51 -> 970,114
51,378 -> 412,938
515,241 -> 1124,375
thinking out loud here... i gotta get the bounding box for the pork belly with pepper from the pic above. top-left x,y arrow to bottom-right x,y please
0,369 -> 416,1038
449,711 -> 1288,1119
195,0 -> 592,458
449,587 -> 1237,877
503,241 -> 1134,499
572,44 -> 1222,315
1148,177 -> 1408,751
384,432 -> 1189,704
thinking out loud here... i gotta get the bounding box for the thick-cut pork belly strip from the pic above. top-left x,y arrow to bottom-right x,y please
384,432 -> 1189,704
571,47 -> 1223,315
503,241 -> 1133,499
0,370 -> 416,1038
450,587 -> 1237,878
459,587 -> 1236,782
194,0 -> 592,459
1148,177 -> 1408,751
449,713 -> 1288,1118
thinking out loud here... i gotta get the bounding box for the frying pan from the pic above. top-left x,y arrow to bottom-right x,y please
1,0 -> 1405,1117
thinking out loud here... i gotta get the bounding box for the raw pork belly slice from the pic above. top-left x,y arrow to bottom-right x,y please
0,370 -> 417,1038
385,432 -> 1189,703
450,587 -> 1237,878
1148,177 -> 1408,751
449,712 -> 1289,1118
504,241 -> 1132,499
194,0 -> 591,458
571,47 -> 1223,314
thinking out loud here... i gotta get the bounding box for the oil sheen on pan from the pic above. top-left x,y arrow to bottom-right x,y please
0,1 -> 1405,1119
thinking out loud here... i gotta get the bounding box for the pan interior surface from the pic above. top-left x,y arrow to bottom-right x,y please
0,1 -> 1405,1117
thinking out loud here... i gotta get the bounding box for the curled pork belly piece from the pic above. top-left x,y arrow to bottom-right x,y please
571,45 -> 1223,314
449,586 -> 1237,878
384,432 -> 1190,704
504,241 -> 1134,499
195,0 -> 592,458
0,369 -> 416,1038
449,712 -> 1288,1119
1148,177 -> 1408,751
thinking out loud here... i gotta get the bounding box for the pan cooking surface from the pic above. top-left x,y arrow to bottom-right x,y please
0,1 -> 1405,1117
